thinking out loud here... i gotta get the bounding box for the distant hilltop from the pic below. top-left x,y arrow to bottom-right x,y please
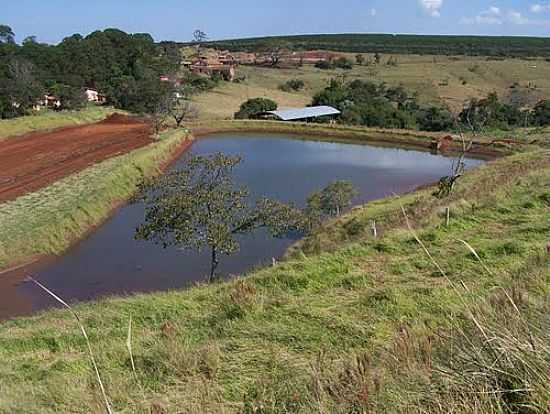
174,33 -> 550,58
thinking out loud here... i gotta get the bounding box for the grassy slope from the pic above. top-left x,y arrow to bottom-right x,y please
192,79 -> 310,120
0,146 -> 548,412
0,129 -> 191,271
0,106 -> 117,139
194,56 -> 550,116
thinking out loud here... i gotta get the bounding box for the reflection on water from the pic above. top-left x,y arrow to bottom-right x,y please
2,133 -> 484,319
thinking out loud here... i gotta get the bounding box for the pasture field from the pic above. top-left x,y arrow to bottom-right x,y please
193,54 -> 550,118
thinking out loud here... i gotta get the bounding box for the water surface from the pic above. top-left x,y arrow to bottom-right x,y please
0,133 -> 484,319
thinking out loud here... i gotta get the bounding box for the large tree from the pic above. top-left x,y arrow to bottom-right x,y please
136,153 -> 304,281
0,58 -> 43,118
0,25 -> 15,44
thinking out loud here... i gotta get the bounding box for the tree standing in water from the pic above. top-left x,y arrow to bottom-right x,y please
135,153 -> 304,282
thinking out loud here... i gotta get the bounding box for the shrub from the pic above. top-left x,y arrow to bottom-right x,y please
234,98 -> 277,119
279,79 -> 305,92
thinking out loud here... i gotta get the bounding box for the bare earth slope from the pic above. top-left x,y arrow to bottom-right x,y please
0,114 -> 153,203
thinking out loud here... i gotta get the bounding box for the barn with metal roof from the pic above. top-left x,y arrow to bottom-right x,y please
265,106 -> 341,121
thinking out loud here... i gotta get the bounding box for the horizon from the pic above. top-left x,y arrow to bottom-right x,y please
4,0 -> 550,44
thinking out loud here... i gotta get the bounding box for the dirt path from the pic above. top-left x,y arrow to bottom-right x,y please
0,114 -> 153,203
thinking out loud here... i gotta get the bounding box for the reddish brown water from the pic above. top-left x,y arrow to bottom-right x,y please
0,133 -> 484,320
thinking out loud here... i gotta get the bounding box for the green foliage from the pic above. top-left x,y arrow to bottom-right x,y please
319,180 -> 359,217
278,79 -> 305,92
459,92 -> 524,132
532,100 -> 550,126
0,58 -> 44,118
305,181 -> 358,228
49,84 -> 87,111
235,98 -> 278,119
136,153 -> 303,281
313,79 -> 426,129
0,24 -> 15,44
0,28 -> 177,118
315,57 -> 353,70
416,106 -> 455,132
204,33 -> 550,57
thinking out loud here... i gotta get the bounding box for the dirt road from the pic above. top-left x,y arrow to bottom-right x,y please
0,114 -> 153,203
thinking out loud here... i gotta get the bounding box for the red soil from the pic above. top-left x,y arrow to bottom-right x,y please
0,114 -> 153,203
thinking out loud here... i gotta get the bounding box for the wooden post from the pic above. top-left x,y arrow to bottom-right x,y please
446,207 -> 450,227
371,220 -> 378,238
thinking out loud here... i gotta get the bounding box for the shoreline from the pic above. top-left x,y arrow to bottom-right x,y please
0,129 -> 193,275
0,120 -> 506,277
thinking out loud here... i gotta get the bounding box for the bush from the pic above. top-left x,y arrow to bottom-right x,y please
315,60 -> 333,70
532,100 -> 550,126
234,98 -> 277,119
279,79 -> 305,92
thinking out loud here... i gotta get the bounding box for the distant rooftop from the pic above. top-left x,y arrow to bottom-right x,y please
267,106 -> 340,121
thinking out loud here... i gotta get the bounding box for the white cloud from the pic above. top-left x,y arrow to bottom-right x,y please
370,8 -> 377,17
461,6 -> 503,25
461,7 -> 544,26
507,10 -> 529,24
531,3 -> 550,13
419,0 -> 443,18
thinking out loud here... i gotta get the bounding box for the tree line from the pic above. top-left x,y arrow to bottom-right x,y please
0,25 -> 179,119
201,33 -> 550,58
312,78 -> 550,132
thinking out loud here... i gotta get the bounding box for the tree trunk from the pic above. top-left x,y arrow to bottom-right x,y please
209,246 -> 219,283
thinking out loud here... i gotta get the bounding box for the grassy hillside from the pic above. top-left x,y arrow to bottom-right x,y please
194,55 -> 550,116
191,79 -> 310,119
203,33 -> 550,57
0,106 -> 117,139
1,143 -> 548,412
0,129 -> 191,271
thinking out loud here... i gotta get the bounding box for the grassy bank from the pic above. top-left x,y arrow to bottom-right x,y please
0,106 -> 117,139
0,143 -> 548,412
0,129 -> 191,271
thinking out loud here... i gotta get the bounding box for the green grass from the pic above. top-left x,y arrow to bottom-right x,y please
0,106 -> 117,139
0,129 -> 191,271
0,146 -> 548,413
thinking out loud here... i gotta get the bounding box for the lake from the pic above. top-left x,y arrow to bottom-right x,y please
0,133 -> 485,319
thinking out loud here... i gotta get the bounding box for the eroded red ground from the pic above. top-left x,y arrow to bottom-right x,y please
0,114 -> 153,203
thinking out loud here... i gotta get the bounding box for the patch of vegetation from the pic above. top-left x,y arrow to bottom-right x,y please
313,78 -> 454,131
315,56 -> 354,70
0,106 -> 116,139
278,78 -> 305,92
234,97 -> 278,119
0,26 -> 177,119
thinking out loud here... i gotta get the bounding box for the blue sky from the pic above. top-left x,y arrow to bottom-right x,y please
4,0 -> 550,44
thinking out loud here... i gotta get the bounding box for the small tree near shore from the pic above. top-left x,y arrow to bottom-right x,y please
135,153 -> 304,281
305,180 -> 358,230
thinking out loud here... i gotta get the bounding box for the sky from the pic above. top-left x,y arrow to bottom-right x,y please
4,0 -> 550,44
